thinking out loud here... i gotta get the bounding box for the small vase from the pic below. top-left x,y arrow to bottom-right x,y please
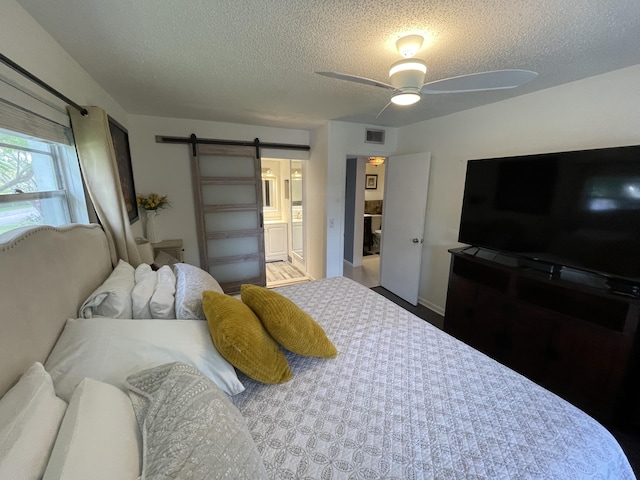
145,210 -> 161,243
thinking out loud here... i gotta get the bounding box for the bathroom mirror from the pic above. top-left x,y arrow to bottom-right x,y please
261,168 -> 278,211
291,170 -> 302,206
290,160 -> 303,260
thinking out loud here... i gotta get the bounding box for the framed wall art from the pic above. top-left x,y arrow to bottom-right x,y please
108,116 -> 139,223
365,174 -> 378,190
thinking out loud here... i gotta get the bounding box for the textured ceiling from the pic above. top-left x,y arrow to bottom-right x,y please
16,0 -> 640,129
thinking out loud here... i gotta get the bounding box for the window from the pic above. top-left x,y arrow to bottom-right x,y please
0,128 -> 88,234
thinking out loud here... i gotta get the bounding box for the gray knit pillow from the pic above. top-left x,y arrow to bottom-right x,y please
173,263 -> 224,319
126,362 -> 267,479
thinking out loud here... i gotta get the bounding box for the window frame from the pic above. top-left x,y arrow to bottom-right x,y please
0,129 -> 89,230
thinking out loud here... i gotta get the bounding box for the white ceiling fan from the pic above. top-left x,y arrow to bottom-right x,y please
316,34 -> 537,112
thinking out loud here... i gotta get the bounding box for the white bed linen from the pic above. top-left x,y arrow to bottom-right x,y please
132,264 -> 157,319
78,259 -> 134,319
45,319 -> 245,401
231,277 -> 634,479
149,266 -> 176,319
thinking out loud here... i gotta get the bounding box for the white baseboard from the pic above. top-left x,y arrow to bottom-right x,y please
417,296 -> 445,317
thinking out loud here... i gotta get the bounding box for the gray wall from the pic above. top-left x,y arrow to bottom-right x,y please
343,157 -> 357,263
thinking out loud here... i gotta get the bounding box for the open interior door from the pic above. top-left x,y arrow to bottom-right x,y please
379,152 -> 431,305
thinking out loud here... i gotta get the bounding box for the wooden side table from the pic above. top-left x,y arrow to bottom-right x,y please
151,239 -> 184,262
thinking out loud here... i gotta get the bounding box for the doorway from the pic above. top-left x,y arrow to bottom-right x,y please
343,156 -> 386,288
262,158 -> 309,287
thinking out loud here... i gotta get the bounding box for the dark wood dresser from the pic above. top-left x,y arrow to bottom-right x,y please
444,247 -> 640,428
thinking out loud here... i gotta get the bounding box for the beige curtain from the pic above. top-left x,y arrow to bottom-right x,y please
69,106 -> 141,267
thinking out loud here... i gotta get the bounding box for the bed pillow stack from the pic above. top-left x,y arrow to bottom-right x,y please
174,263 -> 224,320
0,362 -> 66,480
131,264 -> 176,319
203,284 -> 336,384
202,291 -> 292,384
78,259 -> 135,318
125,362 -> 267,479
241,284 -> 337,358
43,378 -> 141,480
79,261 -> 176,319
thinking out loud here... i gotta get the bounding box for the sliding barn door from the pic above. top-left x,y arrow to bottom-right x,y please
191,144 -> 265,293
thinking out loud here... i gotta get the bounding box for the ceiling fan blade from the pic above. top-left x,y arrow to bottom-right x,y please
315,71 -> 395,90
421,69 -> 538,94
375,100 -> 393,119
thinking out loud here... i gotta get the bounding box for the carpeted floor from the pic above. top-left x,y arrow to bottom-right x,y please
370,285 -> 640,476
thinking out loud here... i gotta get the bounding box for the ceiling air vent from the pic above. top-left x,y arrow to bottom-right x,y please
365,128 -> 385,144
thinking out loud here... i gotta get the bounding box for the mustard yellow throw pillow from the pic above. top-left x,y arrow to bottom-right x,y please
241,284 -> 337,358
202,290 -> 292,384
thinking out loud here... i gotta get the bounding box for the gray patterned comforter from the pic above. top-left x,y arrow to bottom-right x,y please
231,277 -> 634,480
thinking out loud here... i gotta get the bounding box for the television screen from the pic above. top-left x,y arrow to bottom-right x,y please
458,145 -> 640,283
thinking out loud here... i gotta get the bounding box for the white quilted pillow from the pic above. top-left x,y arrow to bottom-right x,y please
78,259 -> 134,318
150,265 -> 176,319
132,264 -> 157,319
0,362 -> 67,480
173,263 -> 224,320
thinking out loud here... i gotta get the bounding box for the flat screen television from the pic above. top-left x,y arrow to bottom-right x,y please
458,144 -> 640,288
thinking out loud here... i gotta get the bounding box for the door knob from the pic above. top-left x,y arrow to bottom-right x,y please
412,238 -> 419,243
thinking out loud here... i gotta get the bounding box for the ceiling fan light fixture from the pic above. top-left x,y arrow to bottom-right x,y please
396,34 -> 424,58
391,91 -> 421,106
389,59 -> 427,76
368,156 -> 385,166
389,59 -> 427,93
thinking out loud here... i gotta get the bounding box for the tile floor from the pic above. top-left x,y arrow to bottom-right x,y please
342,254 -> 380,288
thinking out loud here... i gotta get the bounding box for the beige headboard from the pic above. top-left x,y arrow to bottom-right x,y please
0,224 -> 112,396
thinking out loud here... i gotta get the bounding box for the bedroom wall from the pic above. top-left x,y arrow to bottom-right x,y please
127,115 -> 310,267
1,0 -> 137,232
324,121 -> 398,277
1,1 -> 128,128
306,123 -> 329,280
396,64 -> 640,314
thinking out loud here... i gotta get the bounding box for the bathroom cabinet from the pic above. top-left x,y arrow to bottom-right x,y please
264,223 -> 288,262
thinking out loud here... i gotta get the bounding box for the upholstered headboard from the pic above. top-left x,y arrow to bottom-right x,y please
0,224 -> 113,396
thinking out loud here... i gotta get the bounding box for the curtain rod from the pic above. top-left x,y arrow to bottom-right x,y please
0,53 -> 88,116
156,134 -> 310,157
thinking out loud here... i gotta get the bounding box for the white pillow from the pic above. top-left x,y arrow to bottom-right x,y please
150,265 -> 176,319
44,318 -> 245,401
78,259 -> 134,318
174,263 -> 224,319
43,378 -> 141,480
0,362 -> 67,480
132,263 -> 157,319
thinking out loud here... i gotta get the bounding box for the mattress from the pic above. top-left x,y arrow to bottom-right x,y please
231,277 -> 634,479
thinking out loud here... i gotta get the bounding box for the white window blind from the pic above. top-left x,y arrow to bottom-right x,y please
0,72 -> 72,145
0,73 -> 88,233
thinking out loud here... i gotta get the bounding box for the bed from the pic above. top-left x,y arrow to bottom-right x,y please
0,224 -> 635,479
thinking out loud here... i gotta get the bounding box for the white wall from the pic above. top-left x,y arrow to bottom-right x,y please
306,124 -> 329,280
1,0 -> 137,233
396,64 -> 640,314
127,114 -> 310,266
324,121 -> 398,277
1,1 -> 128,127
